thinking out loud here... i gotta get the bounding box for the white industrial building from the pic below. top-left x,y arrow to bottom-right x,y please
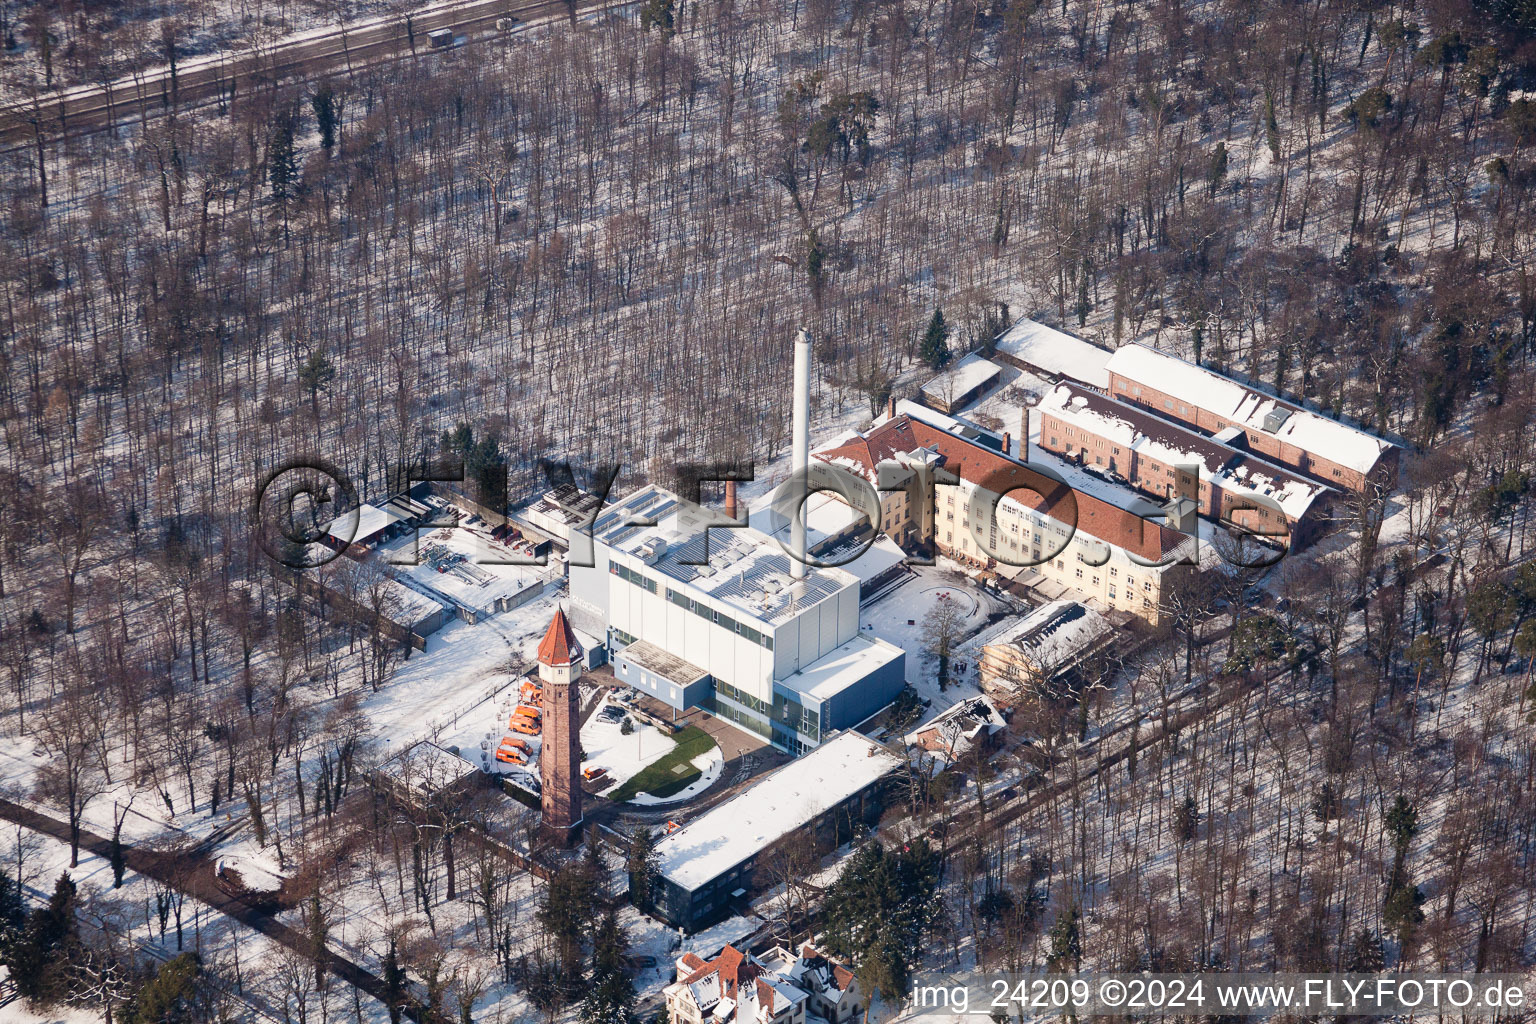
567,484 -> 905,753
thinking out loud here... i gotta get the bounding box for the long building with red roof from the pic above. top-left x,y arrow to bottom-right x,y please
815,413 -> 1199,623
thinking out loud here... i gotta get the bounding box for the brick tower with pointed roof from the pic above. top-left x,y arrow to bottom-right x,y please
537,608 -> 583,844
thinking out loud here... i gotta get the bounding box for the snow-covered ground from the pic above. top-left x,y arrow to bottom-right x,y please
214,841 -> 285,893
578,704 -> 677,787
858,564 -> 1014,726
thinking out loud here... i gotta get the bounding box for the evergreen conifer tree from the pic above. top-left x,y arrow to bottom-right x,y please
580,911 -> 637,1024
921,307 -> 951,369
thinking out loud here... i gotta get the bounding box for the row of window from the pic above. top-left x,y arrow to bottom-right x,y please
609,560 -> 774,649
713,695 -> 772,738
663,585 -> 772,648
1118,382 -> 1354,483
610,561 -> 658,594
716,678 -> 768,715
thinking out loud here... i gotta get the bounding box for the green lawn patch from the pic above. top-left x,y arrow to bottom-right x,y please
609,725 -> 716,802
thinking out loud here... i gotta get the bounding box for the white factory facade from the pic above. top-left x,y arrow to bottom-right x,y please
568,485 -> 904,754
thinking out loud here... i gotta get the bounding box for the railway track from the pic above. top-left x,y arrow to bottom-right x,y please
0,0 -> 602,151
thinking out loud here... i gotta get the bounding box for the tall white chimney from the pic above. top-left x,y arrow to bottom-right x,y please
791,329 -> 812,580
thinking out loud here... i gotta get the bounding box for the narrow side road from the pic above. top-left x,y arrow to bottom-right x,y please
0,796 -> 421,1022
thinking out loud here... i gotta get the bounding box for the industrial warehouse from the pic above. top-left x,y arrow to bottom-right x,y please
650,731 -> 902,931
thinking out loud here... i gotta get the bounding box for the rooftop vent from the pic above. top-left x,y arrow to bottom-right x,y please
1261,407 -> 1291,433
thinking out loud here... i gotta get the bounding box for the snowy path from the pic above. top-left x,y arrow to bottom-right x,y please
0,796 -> 419,1023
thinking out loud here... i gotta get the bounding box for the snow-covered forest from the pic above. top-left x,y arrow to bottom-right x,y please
1,0 -> 1535,1018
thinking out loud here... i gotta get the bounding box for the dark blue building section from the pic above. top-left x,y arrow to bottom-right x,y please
818,648 -> 905,731
768,637 -> 907,753
614,641 -> 713,711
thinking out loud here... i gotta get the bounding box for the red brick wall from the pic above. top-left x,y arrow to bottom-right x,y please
1105,371 -> 1392,492
1037,408 -> 1318,548
540,676 -> 583,840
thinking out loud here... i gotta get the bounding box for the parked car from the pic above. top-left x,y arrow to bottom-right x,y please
582,767 -> 608,782
1000,787 -> 1019,801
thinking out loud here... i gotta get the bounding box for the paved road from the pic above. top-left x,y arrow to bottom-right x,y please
0,797 -> 421,1022
0,0 -> 604,151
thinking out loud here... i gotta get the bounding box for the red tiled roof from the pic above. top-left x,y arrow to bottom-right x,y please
537,608 -> 583,667
681,945 -> 761,998
816,416 -> 1184,563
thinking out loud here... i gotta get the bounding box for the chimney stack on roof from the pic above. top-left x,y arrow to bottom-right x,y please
886,395 -> 896,420
724,480 -> 739,522
1002,431 -> 1012,457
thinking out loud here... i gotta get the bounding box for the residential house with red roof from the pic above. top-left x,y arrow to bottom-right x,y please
665,943 -> 864,1024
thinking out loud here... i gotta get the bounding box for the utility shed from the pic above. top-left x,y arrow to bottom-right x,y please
373,741 -> 481,809
652,732 -> 901,931
991,317 -> 1113,389
920,353 -> 1004,414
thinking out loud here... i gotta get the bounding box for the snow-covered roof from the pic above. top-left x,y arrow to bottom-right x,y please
592,486 -> 858,628
621,640 -> 709,685
993,318 -> 1112,389
975,599 -> 1113,669
1105,345 -> 1395,476
903,695 -> 1006,758
376,523 -> 547,617
832,535 -> 907,585
518,485 -> 607,543
376,741 -> 479,795
817,415 -> 1194,566
1023,447 -> 1223,573
895,399 -> 1010,448
777,633 -> 904,703
920,353 -> 1003,404
1038,383 -> 1331,520
325,502 -> 405,543
669,943 -> 852,1024
655,732 -> 901,891
747,492 -> 906,585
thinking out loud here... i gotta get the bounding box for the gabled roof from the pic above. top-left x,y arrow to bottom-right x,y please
672,943 -> 847,1023
679,945 -> 765,999
1104,344 -> 1395,475
537,608 -> 583,667
815,415 -> 1187,564
992,317 -> 1113,388
1038,382 -> 1331,520
796,944 -> 856,993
